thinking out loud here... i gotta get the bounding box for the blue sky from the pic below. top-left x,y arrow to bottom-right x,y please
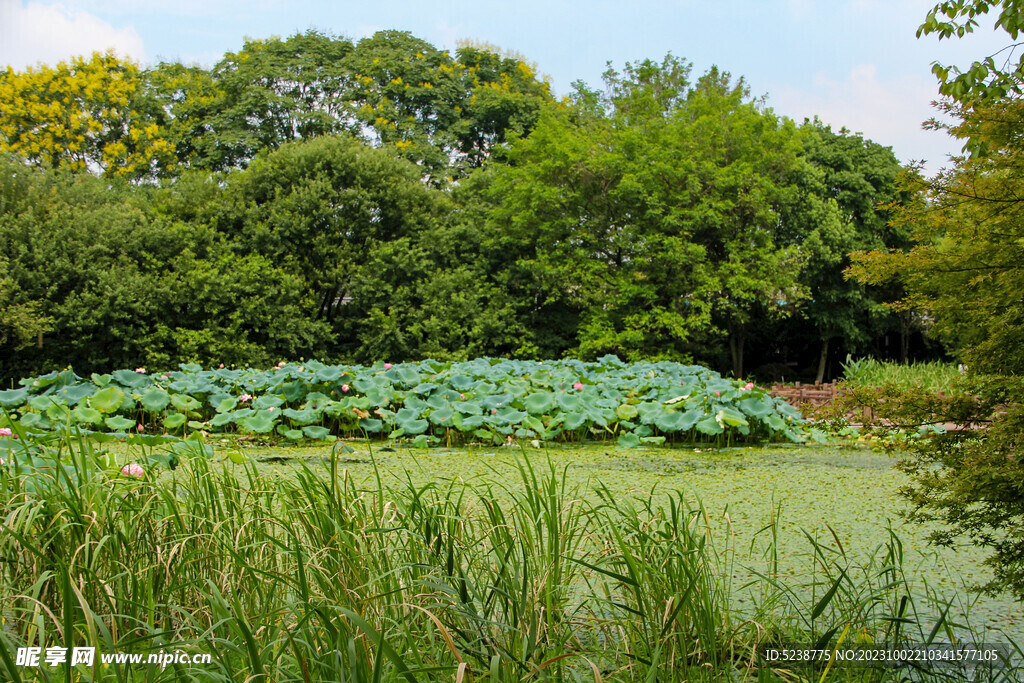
0,0 -> 1012,175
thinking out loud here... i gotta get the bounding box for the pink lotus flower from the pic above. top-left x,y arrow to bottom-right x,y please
384,363 -> 393,369
492,408 -> 498,415
743,382 -> 755,391
238,393 -> 253,403
135,367 -> 146,374
218,363 -> 225,368
714,391 -> 721,396
277,361 -> 286,368
267,407 -> 275,412
341,384 -> 350,393
0,427 -> 11,437
136,424 -> 145,432
573,382 -> 584,390
121,463 -> 144,478
459,393 -> 465,399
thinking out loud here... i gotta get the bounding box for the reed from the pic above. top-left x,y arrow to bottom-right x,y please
0,429 -> 1018,681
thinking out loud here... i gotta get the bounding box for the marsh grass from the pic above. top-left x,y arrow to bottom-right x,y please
840,358 -> 964,395
0,431 -> 1019,681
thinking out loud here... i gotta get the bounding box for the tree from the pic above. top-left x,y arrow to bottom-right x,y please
344,31 -> 552,181
0,52 -> 177,179
180,31 -> 356,170
0,159 -> 332,380
919,0 -> 1024,103
0,258 -> 51,357
486,58 -> 810,374
918,0 -> 1024,154
846,2 -> 1024,597
144,30 -> 552,180
795,122 -> 912,381
221,135 -> 444,358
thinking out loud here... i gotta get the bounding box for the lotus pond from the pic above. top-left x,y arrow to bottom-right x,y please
2,359 -> 1022,680
3,426 -> 1024,680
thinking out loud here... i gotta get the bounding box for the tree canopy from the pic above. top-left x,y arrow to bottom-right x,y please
0,52 -> 177,178
0,31 -> 921,385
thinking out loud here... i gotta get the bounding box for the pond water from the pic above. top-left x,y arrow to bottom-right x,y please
235,440 -> 1024,646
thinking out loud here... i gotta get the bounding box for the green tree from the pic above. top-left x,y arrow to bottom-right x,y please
146,30 -> 552,180
487,57 -> 809,374
0,160 -> 331,380
345,31 -> 552,181
222,135 -> 443,357
795,121 -> 912,380
847,1 -> 1024,595
919,0 -> 1024,103
149,31 -> 356,171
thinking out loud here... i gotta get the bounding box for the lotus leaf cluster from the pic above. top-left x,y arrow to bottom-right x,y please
0,357 -> 809,448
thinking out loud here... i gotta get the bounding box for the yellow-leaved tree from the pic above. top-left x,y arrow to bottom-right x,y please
0,51 -> 176,179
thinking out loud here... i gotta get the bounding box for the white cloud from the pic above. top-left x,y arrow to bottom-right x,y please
768,63 -> 958,175
0,0 -> 146,69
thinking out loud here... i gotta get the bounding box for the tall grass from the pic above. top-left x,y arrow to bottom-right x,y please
841,357 -> 964,394
0,429 -> 1018,681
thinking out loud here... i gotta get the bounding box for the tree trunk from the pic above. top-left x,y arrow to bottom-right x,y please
899,311 -> 912,363
816,337 -> 830,384
729,331 -> 745,378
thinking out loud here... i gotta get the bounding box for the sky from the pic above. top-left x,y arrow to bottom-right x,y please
0,0 -> 1014,175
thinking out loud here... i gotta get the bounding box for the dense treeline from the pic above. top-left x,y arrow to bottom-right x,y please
1,30 -> 915,382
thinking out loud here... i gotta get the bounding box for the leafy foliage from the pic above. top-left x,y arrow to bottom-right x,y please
848,92 -> 1024,598
487,59 -> 813,374
0,52 -> 177,178
1,358 -> 810,447
919,0 -> 1024,104
2,428 -> 998,681
0,159 -> 332,379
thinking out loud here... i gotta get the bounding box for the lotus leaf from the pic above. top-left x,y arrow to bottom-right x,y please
112,369 -> 150,389
615,403 -> 639,421
429,407 -> 454,425
72,405 -> 104,425
141,388 -> 172,412
253,395 -> 284,410
237,411 -> 276,433
105,416 -> 136,431
695,413 -> 724,435
162,413 -> 187,429
29,395 -> 53,411
91,386 -> 126,414
524,392 -> 556,415
210,412 -> 236,427
282,407 -> 318,425
617,432 -> 641,448
737,396 -> 773,418
303,425 -> 333,441
57,383 -> 95,406
563,411 -> 588,431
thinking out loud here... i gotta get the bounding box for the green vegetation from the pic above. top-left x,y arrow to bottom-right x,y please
846,1 -> 1024,601
840,357 -> 964,394
0,359 -> 810,449
0,427 -> 1020,681
0,34 -> 913,383
5,3 -> 1024,678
